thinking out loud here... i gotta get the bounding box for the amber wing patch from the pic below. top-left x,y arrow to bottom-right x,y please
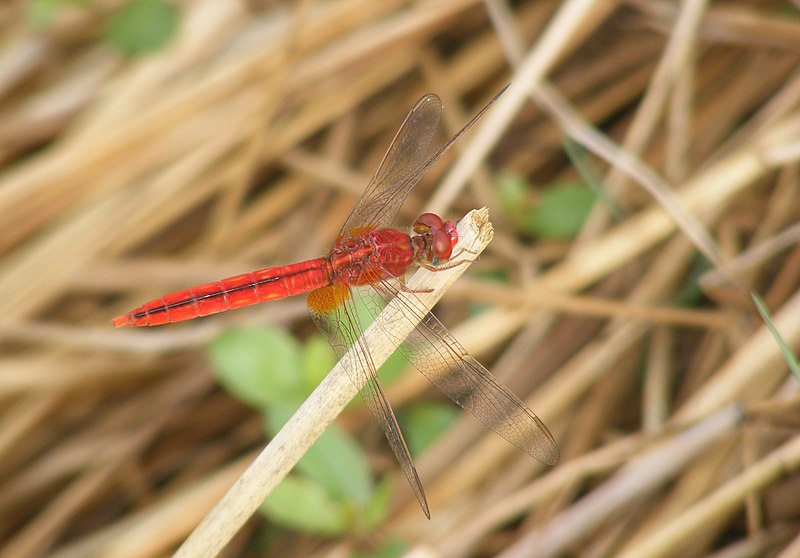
307,284 -> 351,314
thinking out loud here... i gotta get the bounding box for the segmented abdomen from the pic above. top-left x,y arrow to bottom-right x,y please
113,258 -> 332,327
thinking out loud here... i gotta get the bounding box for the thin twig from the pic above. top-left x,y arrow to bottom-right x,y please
173,209 -> 494,558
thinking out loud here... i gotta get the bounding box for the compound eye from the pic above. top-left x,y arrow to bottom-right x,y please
414,212 -> 444,233
444,220 -> 458,245
432,229 -> 453,260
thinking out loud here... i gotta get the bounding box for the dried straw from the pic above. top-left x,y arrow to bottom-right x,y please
2,0 -> 800,557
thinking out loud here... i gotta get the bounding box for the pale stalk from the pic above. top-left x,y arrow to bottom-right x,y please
172,208 -> 494,558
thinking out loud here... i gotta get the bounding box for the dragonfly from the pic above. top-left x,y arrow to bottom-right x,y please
113,86 -> 558,517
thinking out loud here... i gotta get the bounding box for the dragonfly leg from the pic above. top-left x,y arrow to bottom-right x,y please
390,276 -> 433,295
417,250 -> 477,272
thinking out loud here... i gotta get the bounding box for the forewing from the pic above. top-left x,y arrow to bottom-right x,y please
339,86 -> 508,235
306,284 -> 431,518
339,93 -> 442,236
359,280 -> 559,466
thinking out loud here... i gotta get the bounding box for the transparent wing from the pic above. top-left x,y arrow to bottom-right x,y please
358,278 -> 559,466
307,284 -> 431,518
339,93 -> 442,236
339,86 -> 508,235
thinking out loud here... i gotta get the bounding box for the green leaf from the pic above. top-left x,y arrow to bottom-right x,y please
268,404 -> 373,505
208,326 -> 303,411
260,475 -> 350,535
264,401 -> 295,437
377,350 -> 409,385
105,0 -> 179,57
28,0 -> 89,26
401,402 -> 459,455
752,292 -> 800,383
301,334 -> 337,394
497,171 -> 529,225
496,173 -> 596,240
352,537 -> 407,558
474,268 -> 510,284
528,182 -> 595,239
267,405 -> 372,503
362,476 -> 393,530
301,424 -> 373,505
348,292 -> 411,385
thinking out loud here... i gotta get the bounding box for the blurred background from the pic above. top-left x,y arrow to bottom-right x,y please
2,0 -> 800,556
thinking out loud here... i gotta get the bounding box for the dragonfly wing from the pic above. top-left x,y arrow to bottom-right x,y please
339,93 -> 442,235
307,284 -> 431,518
359,279 -> 559,466
339,86 -> 508,235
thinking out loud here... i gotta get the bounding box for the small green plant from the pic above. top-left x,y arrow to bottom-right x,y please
209,325 -> 381,534
400,402 -> 458,456
29,0 -> 179,57
352,538 -> 408,558
208,296 -> 458,536
498,172 -> 596,240
105,0 -> 179,56
28,0 -> 89,26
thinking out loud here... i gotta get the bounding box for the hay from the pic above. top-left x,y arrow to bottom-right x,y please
1,0 -> 800,556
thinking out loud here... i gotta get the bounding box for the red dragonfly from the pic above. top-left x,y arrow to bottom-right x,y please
114,87 -> 558,517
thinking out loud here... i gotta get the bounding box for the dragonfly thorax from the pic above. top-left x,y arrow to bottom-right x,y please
329,229 -> 415,285
411,212 -> 458,265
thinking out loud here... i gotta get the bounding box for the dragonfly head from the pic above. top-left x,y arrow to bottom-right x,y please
411,212 -> 458,264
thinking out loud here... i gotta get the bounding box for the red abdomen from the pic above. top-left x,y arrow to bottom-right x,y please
113,258 -> 332,327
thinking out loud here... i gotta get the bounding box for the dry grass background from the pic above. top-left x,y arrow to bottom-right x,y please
2,0 -> 800,556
